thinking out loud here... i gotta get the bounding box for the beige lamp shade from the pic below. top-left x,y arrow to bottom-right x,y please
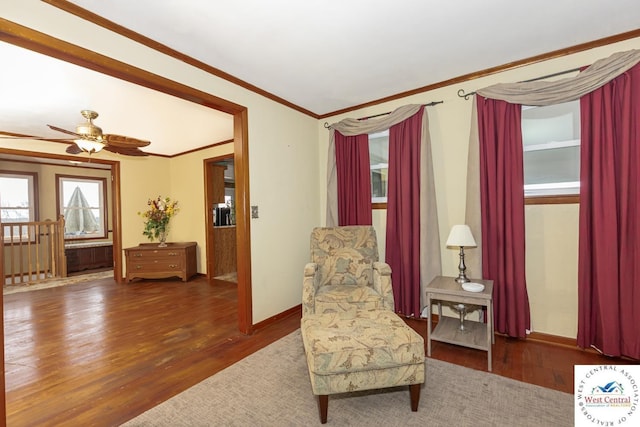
446,224 -> 477,248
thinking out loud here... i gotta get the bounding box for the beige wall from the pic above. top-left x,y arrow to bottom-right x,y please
525,203 -> 579,336
118,155 -> 172,258
320,37 -> 640,338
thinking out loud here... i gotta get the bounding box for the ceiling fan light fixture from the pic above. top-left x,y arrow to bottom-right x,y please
75,138 -> 105,154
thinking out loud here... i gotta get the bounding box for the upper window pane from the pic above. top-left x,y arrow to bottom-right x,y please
1,175 -> 32,218
370,130 -> 389,203
522,101 -> 580,197
1,172 -> 37,242
57,176 -> 107,240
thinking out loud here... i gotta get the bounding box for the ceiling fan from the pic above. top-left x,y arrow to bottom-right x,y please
0,110 -> 150,156
49,110 -> 150,156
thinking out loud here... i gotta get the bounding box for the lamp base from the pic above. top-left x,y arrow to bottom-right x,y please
454,246 -> 471,284
453,303 -> 470,333
454,275 -> 470,284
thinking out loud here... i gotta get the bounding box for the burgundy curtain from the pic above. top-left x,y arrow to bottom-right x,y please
476,96 -> 531,338
335,132 -> 372,225
577,64 -> 640,359
385,106 -> 424,316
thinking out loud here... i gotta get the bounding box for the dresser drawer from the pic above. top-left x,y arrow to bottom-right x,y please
127,249 -> 183,260
128,258 -> 184,270
128,255 -> 184,265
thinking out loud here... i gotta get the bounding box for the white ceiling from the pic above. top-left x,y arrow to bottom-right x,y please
66,0 -> 640,115
0,41 -> 234,157
1,0 -> 639,156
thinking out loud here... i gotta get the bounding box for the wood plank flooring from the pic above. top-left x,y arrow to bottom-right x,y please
407,318 -> 635,394
4,276 -> 296,426
3,276 -> 632,426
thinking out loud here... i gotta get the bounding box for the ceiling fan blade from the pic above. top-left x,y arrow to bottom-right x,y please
0,135 -> 75,142
103,134 -> 151,148
103,144 -> 149,156
66,144 -> 83,155
47,124 -> 81,137
0,131 -> 74,142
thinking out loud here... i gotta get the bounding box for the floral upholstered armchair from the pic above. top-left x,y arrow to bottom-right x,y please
302,226 -> 395,316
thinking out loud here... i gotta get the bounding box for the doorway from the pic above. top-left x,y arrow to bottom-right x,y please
204,155 -> 237,284
0,21 -> 253,426
0,22 -> 253,335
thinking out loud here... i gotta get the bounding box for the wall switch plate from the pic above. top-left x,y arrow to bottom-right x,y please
251,205 -> 259,218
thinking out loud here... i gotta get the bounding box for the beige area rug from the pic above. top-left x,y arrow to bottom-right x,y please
3,270 -> 114,295
123,329 -> 574,427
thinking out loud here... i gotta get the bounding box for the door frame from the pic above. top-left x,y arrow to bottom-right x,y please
0,19 -> 254,425
204,154 -> 235,281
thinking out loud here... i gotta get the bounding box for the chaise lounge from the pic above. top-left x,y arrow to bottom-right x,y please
301,226 -> 425,423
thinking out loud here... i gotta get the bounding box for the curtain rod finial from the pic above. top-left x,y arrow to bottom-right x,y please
458,89 -> 474,100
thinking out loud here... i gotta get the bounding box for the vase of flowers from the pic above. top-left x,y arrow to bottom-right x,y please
157,230 -> 168,247
139,196 -> 179,247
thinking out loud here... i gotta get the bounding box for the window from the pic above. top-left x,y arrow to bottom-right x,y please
521,100 -> 580,199
1,171 -> 38,242
56,175 -> 107,240
369,130 -> 389,204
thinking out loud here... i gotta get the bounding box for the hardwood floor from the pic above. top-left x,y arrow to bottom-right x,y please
407,318 -> 635,394
430,333 -> 635,393
3,276 -> 632,426
4,276 -> 297,426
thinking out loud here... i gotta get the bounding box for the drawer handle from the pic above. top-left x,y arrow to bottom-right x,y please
135,265 -> 141,269
169,264 -> 178,268
168,252 -> 178,256
133,253 -> 142,257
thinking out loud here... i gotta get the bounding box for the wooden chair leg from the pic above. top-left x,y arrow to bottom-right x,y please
318,395 -> 328,424
409,384 -> 421,411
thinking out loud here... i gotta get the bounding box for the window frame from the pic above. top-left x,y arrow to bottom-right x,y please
56,174 -> 108,241
1,170 -> 39,244
525,194 -> 579,205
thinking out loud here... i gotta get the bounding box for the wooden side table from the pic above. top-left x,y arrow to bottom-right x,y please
425,275 -> 494,371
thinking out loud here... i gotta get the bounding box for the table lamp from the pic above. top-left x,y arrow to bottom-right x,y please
446,224 -> 477,284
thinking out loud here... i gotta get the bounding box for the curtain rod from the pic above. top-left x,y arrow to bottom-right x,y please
323,100 -> 443,129
457,66 -> 584,100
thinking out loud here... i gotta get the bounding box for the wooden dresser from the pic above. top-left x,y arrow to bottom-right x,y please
124,242 -> 197,283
